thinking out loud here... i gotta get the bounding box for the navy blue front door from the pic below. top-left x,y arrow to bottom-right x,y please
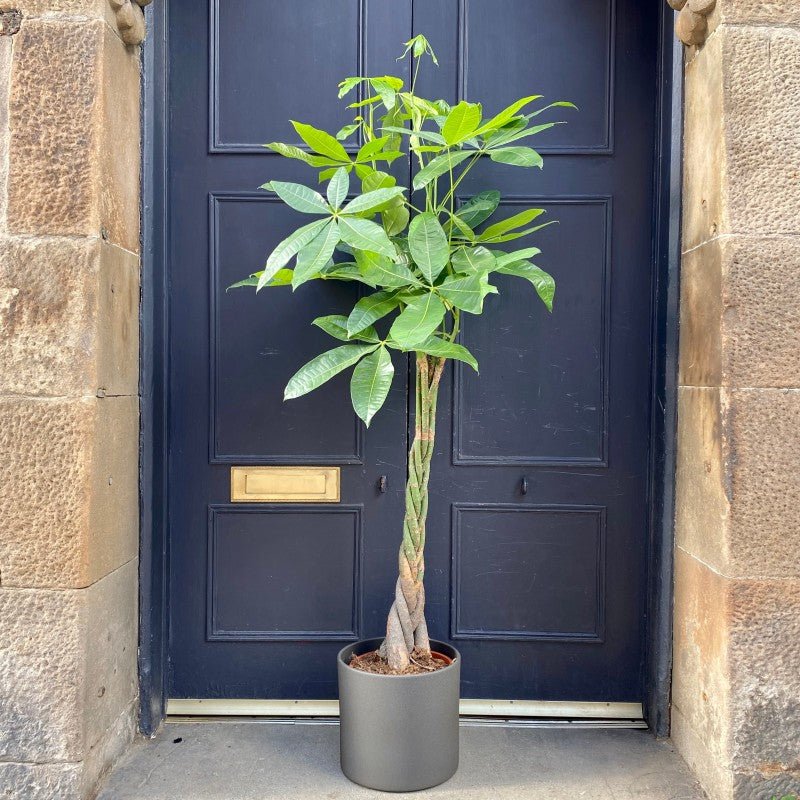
167,0 -> 660,704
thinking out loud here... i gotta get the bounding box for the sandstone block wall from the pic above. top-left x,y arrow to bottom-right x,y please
0,6 -> 141,799
673,2 -> 800,797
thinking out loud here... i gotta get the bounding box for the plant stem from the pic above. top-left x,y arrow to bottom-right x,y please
382,353 -> 445,671
439,149 -> 484,209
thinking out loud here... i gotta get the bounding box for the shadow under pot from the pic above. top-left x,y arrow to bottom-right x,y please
337,637 -> 461,792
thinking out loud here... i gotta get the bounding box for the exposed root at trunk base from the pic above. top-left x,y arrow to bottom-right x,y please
379,573 -> 431,670
348,648 -> 448,675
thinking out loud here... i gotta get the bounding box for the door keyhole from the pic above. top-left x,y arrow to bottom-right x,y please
521,476 -> 529,495
379,475 -> 388,494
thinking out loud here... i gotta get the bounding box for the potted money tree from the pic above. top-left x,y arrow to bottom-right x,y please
232,35 -> 572,792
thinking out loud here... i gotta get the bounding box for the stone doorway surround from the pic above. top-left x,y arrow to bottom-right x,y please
0,2 -> 798,799
668,1 -> 800,798
0,2 -> 144,798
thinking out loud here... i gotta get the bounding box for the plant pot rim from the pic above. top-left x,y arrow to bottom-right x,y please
338,637 -> 460,680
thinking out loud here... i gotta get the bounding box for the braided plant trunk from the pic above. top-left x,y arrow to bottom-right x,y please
382,353 -> 446,671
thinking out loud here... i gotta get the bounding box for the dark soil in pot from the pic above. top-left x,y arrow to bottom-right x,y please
348,647 -> 451,675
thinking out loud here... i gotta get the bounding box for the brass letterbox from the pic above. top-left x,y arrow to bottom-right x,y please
230,466 -> 340,503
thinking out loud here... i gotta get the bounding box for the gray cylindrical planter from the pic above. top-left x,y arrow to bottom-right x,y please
337,637 -> 460,792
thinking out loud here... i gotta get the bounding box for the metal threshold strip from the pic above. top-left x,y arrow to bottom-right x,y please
167,699 -> 645,728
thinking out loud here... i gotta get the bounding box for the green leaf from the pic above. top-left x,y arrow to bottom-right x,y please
372,75 -> 404,90
264,142 -> 316,164
474,95 -> 543,135
362,170 -> 396,193
493,247 -> 542,268
326,168 -> 349,209
335,122 -> 361,141
355,250 -> 419,288
412,150 -> 472,190
437,273 -> 494,314
408,212 -> 449,284
338,216 -> 397,258
374,152 -> 405,166
356,136 -> 390,163
482,116 -> 527,143
260,218 -> 330,289
291,121 -> 350,163
488,146 -> 543,168
337,77 -> 363,98
266,269 -> 294,287
526,100 -> 579,117
389,293 -> 446,348
413,336 -> 478,371
369,78 -> 398,110
265,141 -> 343,168
312,314 -> 379,343
350,346 -> 394,426
412,145 -> 446,154
229,270 -> 295,291
382,202 -> 410,237
446,210 -> 476,241
400,34 -> 438,65
399,93 -> 442,119
457,190 -> 501,229
347,95 -> 382,109
268,181 -> 330,215
319,263 -> 376,285
442,100 -> 483,145
341,187 -> 406,216
485,122 -> 559,148
347,289 -> 402,336
284,344 -> 378,400
318,166 -> 350,182
495,261 -> 555,311
292,221 -> 340,289
381,125 -> 446,146
451,246 -> 496,275
228,275 -> 259,290
481,220 -> 556,243
480,208 -> 546,240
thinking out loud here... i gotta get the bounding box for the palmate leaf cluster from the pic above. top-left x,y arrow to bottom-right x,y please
231,35 -> 575,426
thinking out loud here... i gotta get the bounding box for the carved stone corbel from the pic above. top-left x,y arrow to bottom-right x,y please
110,0 -> 152,46
667,0 -> 717,47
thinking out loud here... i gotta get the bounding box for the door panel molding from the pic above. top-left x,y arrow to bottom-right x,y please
456,0 -> 617,154
206,505 -> 363,642
208,0 -> 367,153
451,195 -> 612,468
208,192 -> 364,465
450,503 -> 606,643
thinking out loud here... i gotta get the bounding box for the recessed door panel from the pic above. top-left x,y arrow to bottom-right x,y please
452,505 -> 605,641
212,194 -> 362,463
211,0 -> 364,152
455,199 -> 610,465
208,507 -> 361,639
459,0 -> 615,152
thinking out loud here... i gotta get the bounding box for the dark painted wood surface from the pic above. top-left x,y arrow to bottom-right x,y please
167,0 -> 660,702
